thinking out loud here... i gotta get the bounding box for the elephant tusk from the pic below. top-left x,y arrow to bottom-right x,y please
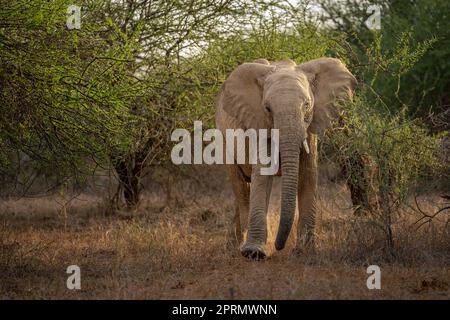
302,139 -> 310,154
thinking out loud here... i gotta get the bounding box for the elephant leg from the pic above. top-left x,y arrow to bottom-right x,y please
227,165 -> 250,246
296,133 -> 318,252
241,166 -> 273,260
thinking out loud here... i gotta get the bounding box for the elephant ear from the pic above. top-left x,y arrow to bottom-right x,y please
221,63 -> 275,129
297,57 -> 357,134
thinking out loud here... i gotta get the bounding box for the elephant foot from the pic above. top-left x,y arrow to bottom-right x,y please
240,242 -> 266,261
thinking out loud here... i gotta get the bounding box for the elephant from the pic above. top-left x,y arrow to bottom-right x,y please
215,57 -> 356,259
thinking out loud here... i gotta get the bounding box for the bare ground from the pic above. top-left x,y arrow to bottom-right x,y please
0,166 -> 449,299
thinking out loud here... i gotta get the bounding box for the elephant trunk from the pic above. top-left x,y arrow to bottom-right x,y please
274,115 -> 305,251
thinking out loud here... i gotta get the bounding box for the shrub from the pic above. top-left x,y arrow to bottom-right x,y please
324,32 -> 446,256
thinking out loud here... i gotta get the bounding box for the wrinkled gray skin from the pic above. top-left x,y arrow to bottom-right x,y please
216,58 -> 356,259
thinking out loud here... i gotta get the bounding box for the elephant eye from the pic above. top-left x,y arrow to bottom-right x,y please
264,103 -> 271,113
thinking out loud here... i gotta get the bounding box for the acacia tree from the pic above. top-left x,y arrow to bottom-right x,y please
0,0 -> 306,206
314,0 -> 450,122
326,32 -> 444,256
91,0 -> 280,209
0,0 -> 142,195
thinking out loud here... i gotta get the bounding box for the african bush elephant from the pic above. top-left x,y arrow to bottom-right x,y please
215,58 -> 356,259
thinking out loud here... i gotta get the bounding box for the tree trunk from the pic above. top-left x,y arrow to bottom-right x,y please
113,153 -> 144,210
342,151 -> 371,215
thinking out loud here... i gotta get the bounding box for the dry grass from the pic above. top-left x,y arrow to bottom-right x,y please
0,166 -> 448,299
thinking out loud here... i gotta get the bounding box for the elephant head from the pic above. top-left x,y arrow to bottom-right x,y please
221,57 -> 356,251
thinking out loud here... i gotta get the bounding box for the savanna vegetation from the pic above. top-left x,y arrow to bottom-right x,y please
0,0 -> 448,299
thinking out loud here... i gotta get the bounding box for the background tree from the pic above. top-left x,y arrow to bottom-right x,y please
0,0 -> 142,195
315,0 -> 450,126
92,0 -> 260,208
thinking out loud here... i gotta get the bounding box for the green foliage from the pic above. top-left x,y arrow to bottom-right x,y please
316,0 -> 450,122
330,96 -> 443,202
0,0 -> 143,190
326,90 -> 444,254
323,30 -> 445,252
382,0 -> 450,118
